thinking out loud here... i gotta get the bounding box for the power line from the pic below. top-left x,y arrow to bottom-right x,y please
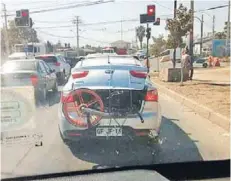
79,36 -> 111,44
4,0 -> 114,16
36,29 -> 75,38
7,1 -> 90,13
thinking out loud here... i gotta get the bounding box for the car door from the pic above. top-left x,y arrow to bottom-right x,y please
58,55 -> 70,76
43,61 -> 57,88
38,61 -> 51,91
40,61 -> 54,90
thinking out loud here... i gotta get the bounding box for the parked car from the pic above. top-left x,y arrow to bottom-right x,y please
35,54 -> 71,85
193,57 -> 208,68
58,55 -> 162,145
0,59 -> 58,105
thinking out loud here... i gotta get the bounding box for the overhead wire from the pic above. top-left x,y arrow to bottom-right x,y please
5,0 -> 115,16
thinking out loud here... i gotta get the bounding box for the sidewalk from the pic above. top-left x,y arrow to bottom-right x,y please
151,66 -> 230,130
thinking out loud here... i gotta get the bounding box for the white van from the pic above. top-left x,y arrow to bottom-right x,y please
159,48 -> 182,63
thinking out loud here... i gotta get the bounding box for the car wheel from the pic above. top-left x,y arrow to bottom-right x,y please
39,88 -> 47,105
52,81 -> 58,92
203,63 -> 208,68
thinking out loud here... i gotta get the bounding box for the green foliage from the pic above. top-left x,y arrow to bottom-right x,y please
1,20 -> 39,54
214,32 -> 227,39
166,4 -> 192,48
150,34 -> 166,56
136,26 -> 145,49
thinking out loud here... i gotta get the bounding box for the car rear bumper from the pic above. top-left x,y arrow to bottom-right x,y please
58,102 -> 161,140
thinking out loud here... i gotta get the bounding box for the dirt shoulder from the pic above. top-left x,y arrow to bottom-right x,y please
151,67 -> 230,118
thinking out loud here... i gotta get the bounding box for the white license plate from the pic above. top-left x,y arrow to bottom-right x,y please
96,127 -> 122,137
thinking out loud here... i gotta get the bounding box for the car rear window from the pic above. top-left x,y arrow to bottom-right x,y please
35,56 -> 57,63
1,61 -> 36,72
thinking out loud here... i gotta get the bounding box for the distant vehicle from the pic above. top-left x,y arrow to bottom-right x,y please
136,50 -> 146,59
0,59 -> 58,105
8,42 -> 47,60
102,47 -> 117,55
58,55 -> 161,145
159,48 -> 182,63
35,54 -> 71,85
193,57 -> 208,68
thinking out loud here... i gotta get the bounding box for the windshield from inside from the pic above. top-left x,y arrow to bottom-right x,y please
0,0 -> 230,179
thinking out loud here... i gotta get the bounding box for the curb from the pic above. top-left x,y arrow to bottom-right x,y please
154,81 -> 230,131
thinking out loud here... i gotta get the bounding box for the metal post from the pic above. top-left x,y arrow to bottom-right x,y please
200,14 -> 204,55
173,0 -> 177,68
2,3 -> 10,57
189,0 -> 194,57
146,23 -> 150,73
76,16 -> 80,57
212,15 -> 215,38
226,0 -> 230,56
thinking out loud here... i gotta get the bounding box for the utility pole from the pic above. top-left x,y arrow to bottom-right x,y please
227,0 -> 230,42
173,0 -> 177,68
212,15 -> 215,38
200,14 -> 204,55
120,19 -> 123,41
74,16 -> 80,57
2,3 -> 10,57
189,0 -> 194,57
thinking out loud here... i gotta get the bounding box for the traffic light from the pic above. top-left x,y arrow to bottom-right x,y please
153,18 -> 160,25
147,5 -> 155,16
14,9 -> 30,27
146,27 -> 151,40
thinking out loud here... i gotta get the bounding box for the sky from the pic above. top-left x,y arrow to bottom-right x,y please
1,0 -> 230,47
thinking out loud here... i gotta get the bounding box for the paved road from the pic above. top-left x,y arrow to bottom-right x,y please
1,87 -> 230,179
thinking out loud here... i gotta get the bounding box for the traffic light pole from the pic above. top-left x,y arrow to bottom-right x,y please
2,3 -> 10,57
146,23 -> 150,74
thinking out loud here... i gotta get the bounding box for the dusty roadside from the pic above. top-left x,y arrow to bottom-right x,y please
151,67 -> 230,118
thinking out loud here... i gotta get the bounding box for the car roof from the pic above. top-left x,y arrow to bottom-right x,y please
35,54 -> 58,57
4,59 -> 37,62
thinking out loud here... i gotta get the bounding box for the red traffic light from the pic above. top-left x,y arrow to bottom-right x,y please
147,5 -> 155,16
21,10 -> 28,17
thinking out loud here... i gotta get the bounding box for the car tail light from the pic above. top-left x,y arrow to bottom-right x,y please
30,75 -> 38,86
55,62 -> 60,66
144,89 -> 158,102
61,92 -> 74,103
72,71 -> 89,79
130,70 -> 147,78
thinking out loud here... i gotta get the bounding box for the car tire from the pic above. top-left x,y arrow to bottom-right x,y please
39,87 -> 47,105
59,72 -> 65,85
52,81 -> 58,92
203,63 -> 208,68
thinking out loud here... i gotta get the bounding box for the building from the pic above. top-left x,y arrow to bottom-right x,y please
110,40 -> 131,49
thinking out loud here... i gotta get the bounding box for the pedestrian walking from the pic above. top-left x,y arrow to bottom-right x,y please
181,48 -> 193,80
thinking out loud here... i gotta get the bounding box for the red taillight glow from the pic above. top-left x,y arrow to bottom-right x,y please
30,75 -> 38,86
61,93 -> 74,103
55,62 -> 60,66
72,71 -> 89,79
130,70 -> 147,78
144,89 -> 158,102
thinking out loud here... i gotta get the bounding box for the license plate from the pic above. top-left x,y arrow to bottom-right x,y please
96,127 -> 122,137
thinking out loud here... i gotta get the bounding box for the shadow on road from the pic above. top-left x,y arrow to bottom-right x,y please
67,116 -> 203,168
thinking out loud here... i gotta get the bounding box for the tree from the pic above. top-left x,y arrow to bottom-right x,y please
136,26 -> 145,49
150,34 -> 166,56
214,32 -> 226,39
166,3 -> 192,67
1,20 -> 39,54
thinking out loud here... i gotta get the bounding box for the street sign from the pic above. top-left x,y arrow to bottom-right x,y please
140,14 -> 155,24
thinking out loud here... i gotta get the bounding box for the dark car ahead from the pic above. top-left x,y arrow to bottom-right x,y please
0,59 -> 58,105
